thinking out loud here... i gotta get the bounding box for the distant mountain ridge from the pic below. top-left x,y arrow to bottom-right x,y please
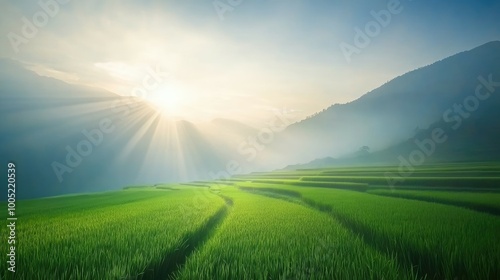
285,99 -> 500,170
266,41 -> 500,168
0,60 -> 229,199
2,41 -> 500,198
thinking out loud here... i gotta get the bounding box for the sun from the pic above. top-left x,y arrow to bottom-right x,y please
147,84 -> 188,118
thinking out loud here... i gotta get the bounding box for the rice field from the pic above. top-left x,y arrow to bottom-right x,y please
176,187 -> 412,280
1,162 -> 499,279
235,182 -> 500,279
0,188 -> 226,279
368,189 -> 500,215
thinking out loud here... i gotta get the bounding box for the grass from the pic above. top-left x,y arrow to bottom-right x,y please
176,187 -> 413,280
248,178 -> 369,191
237,162 -> 500,192
0,188 -> 225,279
233,181 -> 500,279
2,162 -> 499,279
368,189 -> 500,215
300,175 -> 500,188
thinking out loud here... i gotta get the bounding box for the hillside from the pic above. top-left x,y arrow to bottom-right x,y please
285,83 -> 500,169
0,60 -> 227,199
268,41 -> 500,167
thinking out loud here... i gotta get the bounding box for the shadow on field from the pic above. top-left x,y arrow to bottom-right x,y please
238,186 -> 455,280
139,196 -> 232,280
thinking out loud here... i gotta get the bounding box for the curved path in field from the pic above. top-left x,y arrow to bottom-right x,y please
238,186 -> 430,279
142,192 -> 233,280
237,185 -> 500,280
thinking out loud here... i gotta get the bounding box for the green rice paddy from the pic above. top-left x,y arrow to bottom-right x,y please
1,162 -> 499,279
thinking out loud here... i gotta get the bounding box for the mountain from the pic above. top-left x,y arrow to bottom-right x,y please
3,41 -> 500,198
0,60 -> 229,199
284,71 -> 500,170
208,118 -> 257,139
371,92 -> 500,164
266,41 -> 500,167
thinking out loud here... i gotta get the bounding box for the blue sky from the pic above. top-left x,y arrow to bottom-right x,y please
1,0 -> 499,123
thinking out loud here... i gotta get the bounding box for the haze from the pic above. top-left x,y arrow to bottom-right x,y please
1,0 -> 498,124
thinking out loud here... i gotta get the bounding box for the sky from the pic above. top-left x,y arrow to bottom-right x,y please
1,0 -> 499,124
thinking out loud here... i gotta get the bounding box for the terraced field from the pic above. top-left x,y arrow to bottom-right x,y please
1,163 -> 499,279
176,188 -> 410,279
236,183 -> 500,279
368,189 -> 500,215
0,188 -> 226,279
